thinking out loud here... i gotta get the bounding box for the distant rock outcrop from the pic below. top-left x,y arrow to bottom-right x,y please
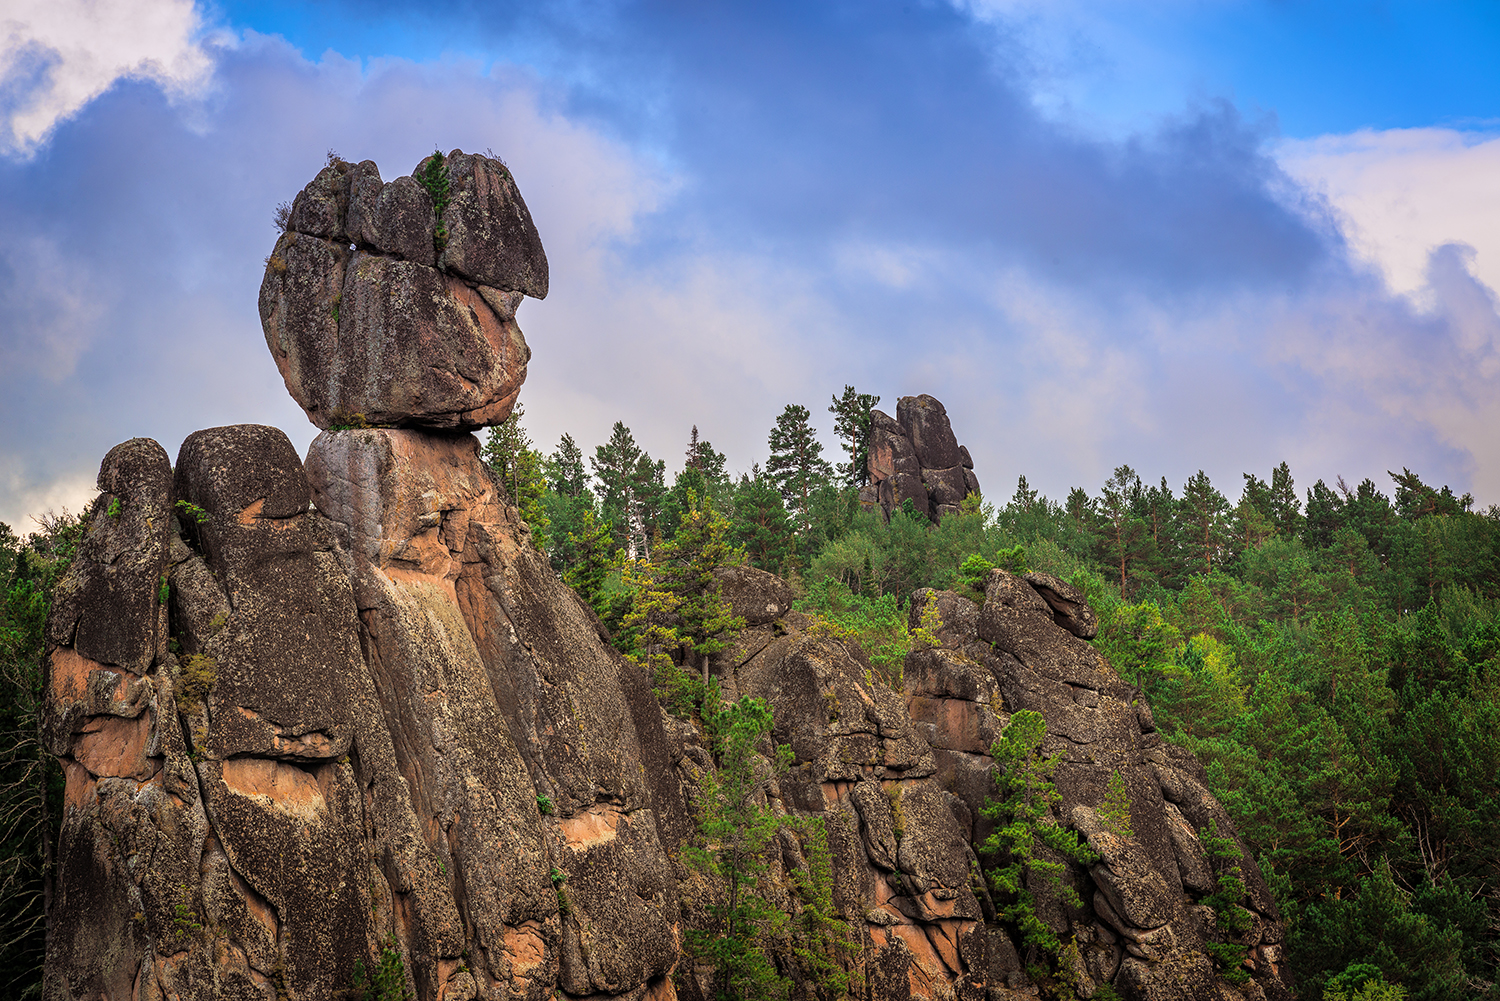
259,151 -> 545,431
861,395 -> 981,522
44,154 -> 1292,1001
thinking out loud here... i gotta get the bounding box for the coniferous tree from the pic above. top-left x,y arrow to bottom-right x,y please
629,453 -> 668,560
482,405 -> 550,551
1181,470 -> 1233,574
550,433 -> 589,498
1236,473 -> 1276,553
731,468 -> 797,574
592,422 -> 644,556
766,404 -> 833,533
1096,465 -> 1154,596
542,433 -> 598,577
1270,462 -> 1303,537
1304,478 -> 1345,550
682,697 -> 795,1001
828,386 -> 880,488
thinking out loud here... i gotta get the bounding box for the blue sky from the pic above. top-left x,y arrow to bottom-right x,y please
2,0 -> 1499,529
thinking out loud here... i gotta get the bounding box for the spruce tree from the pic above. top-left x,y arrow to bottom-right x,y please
592,422 -> 643,556
766,404 -> 832,534
549,433 -> 589,498
730,469 -> 796,573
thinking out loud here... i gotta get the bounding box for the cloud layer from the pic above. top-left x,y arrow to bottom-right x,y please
1,0 -> 213,156
1,0 -> 1498,531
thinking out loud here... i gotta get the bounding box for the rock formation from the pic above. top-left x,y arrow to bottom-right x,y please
861,395 -> 981,523
43,154 -> 1292,1001
260,151 -> 544,431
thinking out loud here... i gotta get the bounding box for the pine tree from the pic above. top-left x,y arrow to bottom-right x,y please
766,404 -> 832,533
1236,473 -> 1276,553
1097,465 -> 1154,596
1181,471 -> 1233,574
1269,461 -> 1303,537
682,696 -> 795,1001
828,385 -> 880,488
980,710 -> 1098,968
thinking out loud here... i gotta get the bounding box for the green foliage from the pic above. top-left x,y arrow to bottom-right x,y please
481,404 -> 551,552
536,794 -> 554,815
910,590 -> 943,650
175,654 -> 218,708
351,935 -> 413,1001
828,385 -> 879,488
795,578 -> 912,687
980,711 -> 1099,967
173,499 -> 211,524
620,491 -> 744,718
106,497 -> 121,520
417,148 -> 451,255
1199,821 -> 1252,983
787,817 -> 863,1001
0,511 -> 82,997
157,573 -> 169,605
766,403 -> 832,535
172,902 -> 202,934
1098,769 -> 1134,838
1323,965 -> 1409,1001
682,696 -> 795,1001
512,408 -> 1500,997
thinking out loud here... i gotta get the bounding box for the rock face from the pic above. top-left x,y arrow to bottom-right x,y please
45,439 -> 1293,1001
260,153 -> 545,431
861,395 -> 981,523
44,148 -> 1290,1001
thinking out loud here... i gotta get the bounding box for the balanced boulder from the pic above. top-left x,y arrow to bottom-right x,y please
259,151 -> 546,431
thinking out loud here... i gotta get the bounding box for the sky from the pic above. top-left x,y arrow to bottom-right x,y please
2,0 -> 1499,531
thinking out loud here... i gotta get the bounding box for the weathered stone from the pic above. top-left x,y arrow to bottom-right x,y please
287,161 -> 351,242
959,445 -> 974,469
370,174 -> 437,265
307,427 -> 683,997
925,465 -> 970,508
259,230 -> 347,419
435,150 -> 549,297
865,396 -> 979,524
262,153 -> 544,432
1073,806 -> 1178,931
45,438 -> 173,678
1024,571 -> 1099,639
264,250 -> 530,430
869,410 -> 920,481
891,471 -> 932,519
898,394 -> 963,470
715,564 -> 793,625
344,158 -> 384,247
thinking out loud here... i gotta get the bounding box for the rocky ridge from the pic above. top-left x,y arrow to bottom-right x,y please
42,154 -> 1291,1001
861,396 -> 981,523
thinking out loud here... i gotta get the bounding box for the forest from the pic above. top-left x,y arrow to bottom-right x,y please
3,385 -> 1498,1000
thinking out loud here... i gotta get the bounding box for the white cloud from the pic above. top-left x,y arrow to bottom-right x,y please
0,0 -> 215,156
0,462 -> 94,534
1278,128 -> 1500,300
